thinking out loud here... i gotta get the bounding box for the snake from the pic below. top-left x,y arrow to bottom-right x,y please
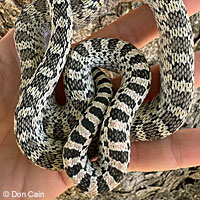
14,0 -> 194,194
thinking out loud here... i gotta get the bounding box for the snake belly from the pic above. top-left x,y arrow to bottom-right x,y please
14,0 -> 194,195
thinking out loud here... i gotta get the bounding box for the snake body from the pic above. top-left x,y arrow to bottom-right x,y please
14,0 -> 194,194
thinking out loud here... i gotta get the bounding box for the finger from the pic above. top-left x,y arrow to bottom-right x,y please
72,0 -> 200,48
0,30 -> 21,134
0,29 -> 20,70
194,51 -> 200,88
128,128 -> 200,172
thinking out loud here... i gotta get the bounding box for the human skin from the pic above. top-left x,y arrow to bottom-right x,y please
0,1 -> 200,199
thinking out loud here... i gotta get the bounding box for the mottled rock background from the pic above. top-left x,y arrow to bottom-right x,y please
1,0 -> 200,199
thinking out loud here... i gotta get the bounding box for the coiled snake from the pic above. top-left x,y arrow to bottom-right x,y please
14,0 -> 194,194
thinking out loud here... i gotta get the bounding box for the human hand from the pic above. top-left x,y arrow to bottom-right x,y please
0,1 -> 200,199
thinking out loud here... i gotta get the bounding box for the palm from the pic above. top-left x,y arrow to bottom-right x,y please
0,1 -> 200,198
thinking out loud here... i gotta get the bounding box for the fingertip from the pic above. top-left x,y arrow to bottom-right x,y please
194,51 -> 200,88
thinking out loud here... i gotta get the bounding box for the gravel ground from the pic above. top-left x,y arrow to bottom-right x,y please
1,0 -> 200,199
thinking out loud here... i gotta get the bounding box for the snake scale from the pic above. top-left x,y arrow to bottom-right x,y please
14,0 -> 194,194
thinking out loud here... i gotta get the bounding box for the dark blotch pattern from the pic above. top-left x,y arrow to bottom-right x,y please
127,82 -> 146,96
91,38 -> 102,51
95,96 -> 109,106
108,166 -> 124,183
110,108 -> 129,123
63,148 -> 80,159
169,62 -> 193,82
108,38 -> 119,50
120,43 -> 136,57
109,150 -> 129,163
89,106 -> 103,120
129,54 -> 146,65
70,130 -> 87,145
66,163 -> 82,177
118,93 -> 136,110
131,69 -> 150,80
107,128 -> 127,143
97,176 -> 110,193
170,90 -> 192,110
98,87 -> 112,95
78,173 -> 91,192
74,43 -> 90,57
97,78 -> 111,86
81,117 -> 95,134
